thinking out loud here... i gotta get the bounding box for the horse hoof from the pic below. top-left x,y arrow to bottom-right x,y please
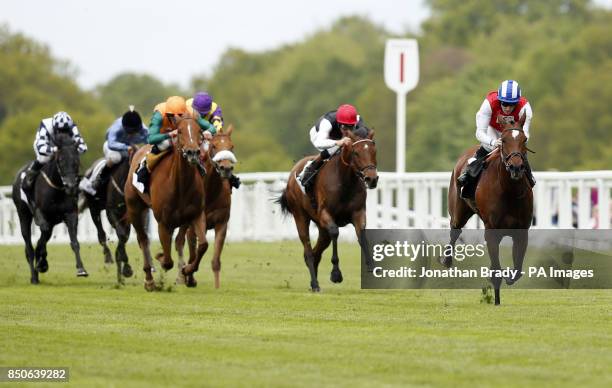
176,274 -> 186,285
330,270 -> 343,283
439,255 -> 452,268
37,260 -> 49,273
505,273 -> 522,286
144,280 -> 156,292
310,284 -> 321,292
104,255 -> 114,265
76,269 -> 89,277
186,276 -> 197,288
30,278 -> 39,285
155,254 -> 174,271
122,263 -> 133,278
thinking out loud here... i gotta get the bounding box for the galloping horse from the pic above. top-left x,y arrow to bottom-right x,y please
277,129 -> 378,291
124,114 -> 208,291
446,115 -> 533,304
175,125 -> 237,288
12,132 -> 87,284
81,148 -> 137,283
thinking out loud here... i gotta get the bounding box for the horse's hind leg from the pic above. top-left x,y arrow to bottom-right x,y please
130,206 -> 155,291
443,196 -> 475,268
319,210 -> 342,284
64,211 -> 88,277
313,225 -> 331,278
485,229 -> 504,305
18,210 -> 38,284
293,211 -> 318,291
91,207 -> 113,264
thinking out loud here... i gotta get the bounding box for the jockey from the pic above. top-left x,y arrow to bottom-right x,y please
187,91 -> 241,189
81,106 -> 148,195
135,96 -> 215,185
298,104 -> 365,191
457,80 -> 535,199
186,91 -> 223,132
23,111 -> 87,191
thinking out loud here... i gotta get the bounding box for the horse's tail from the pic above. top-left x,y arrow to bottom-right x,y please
274,189 -> 291,216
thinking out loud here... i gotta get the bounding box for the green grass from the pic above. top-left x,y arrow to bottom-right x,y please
0,241 -> 610,387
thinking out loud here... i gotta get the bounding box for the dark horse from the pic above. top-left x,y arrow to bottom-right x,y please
277,129 -> 378,291
446,115 -> 533,305
12,132 -> 87,284
175,125 -> 237,288
125,114 -> 207,291
81,150 -> 137,283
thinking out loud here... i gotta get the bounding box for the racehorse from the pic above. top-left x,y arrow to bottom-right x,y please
81,148 -> 137,284
277,129 -> 378,291
12,132 -> 87,284
124,114 -> 208,291
445,115 -> 533,304
175,125 -> 237,288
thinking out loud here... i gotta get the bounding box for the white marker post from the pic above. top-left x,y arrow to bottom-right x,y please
384,39 -> 419,173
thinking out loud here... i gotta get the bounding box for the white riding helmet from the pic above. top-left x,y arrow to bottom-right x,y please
52,111 -> 74,130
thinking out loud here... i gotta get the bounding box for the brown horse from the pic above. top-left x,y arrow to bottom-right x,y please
277,130 -> 378,291
124,114 -> 208,291
446,115 -> 533,304
175,125 -> 237,288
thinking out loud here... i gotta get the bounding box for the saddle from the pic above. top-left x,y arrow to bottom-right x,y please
145,149 -> 170,172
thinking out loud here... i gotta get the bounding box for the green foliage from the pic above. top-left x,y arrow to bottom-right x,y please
0,2 -> 610,183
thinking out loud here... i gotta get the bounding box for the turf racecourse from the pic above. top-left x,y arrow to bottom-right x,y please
0,242 -> 610,387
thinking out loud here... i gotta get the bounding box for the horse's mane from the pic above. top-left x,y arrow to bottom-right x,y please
54,131 -> 75,147
353,125 -> 371,139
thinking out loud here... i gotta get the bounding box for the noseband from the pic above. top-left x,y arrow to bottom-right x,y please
340,139 -> 377,178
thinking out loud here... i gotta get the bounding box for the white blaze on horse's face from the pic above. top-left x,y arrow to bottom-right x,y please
512,130 -> 520,139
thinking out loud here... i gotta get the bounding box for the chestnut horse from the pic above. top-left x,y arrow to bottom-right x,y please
124,114 -> 208,291
175,125 -> 237,288
277,130 -> 378,291
446,115 -> 533,304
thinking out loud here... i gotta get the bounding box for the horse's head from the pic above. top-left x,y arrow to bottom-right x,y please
172,114 -> 202,166
345,129 -> 378,189
208,125 -> 237,179
54,132 -> 81,196
498,114 -> 529,180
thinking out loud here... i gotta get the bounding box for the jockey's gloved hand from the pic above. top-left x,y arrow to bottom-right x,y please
492,138 -> 502,148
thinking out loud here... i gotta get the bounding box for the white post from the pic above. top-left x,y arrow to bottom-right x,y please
396,92 -> 407,173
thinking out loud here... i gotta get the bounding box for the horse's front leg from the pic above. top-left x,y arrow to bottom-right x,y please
183,212 -> 208,287
64,211 -> 88,277
174,225 -> 189,285
211,222 -> 228,289
352,209 -> 372,272
507,229 -> 528,285
156,223 -> 174,271
484,229 -> 504,305
320,209 -> 342,284
90,206 -> 113,264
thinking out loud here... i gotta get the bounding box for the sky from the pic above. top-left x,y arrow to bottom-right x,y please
1,0 -> 430,90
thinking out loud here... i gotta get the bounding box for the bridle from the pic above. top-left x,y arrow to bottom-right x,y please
499,128 -> 534,170
340,138 -> 377,178
206,134 -> 237,174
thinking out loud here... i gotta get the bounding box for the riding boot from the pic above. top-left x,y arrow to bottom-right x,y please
23,161 -> 43,191
229,174 -> 241,189
301,156 -> 326,192
92,164 -> 112,192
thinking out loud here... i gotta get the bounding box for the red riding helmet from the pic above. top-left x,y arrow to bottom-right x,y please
337,104 -> 358,125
